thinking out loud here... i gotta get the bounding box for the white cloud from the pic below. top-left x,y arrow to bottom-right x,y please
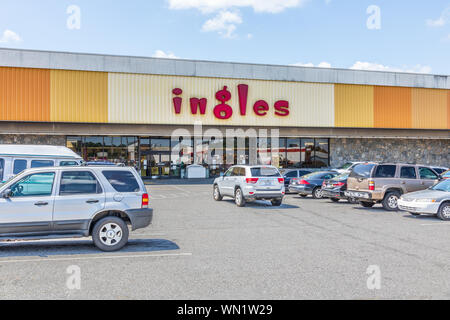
152,50 -> 179,59
0,30 -> 22,43
202,10 -> 242,38
291,61 -> 332,68
168,0 -> 308,14
426,7 -> 450,27
350,61 -> 432,74
247,33 -> 253,39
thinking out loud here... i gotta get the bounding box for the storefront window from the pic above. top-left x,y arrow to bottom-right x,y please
66,136 -> 82,157
171,137 -> 193,178
257,138 -> 271,165
314,139 -> 329,168
286,138 -> 301,168
84,137 -> 104,161
301,139 -> 315,168
274,138 -> 287,169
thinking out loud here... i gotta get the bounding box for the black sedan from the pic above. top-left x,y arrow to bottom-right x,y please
282,169 -> 314,189
288,171 -> 338,199
321,173 -> 358,203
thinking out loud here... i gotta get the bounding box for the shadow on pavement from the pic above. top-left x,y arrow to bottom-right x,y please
223,199 -> 299,209
0,238 -> 180,258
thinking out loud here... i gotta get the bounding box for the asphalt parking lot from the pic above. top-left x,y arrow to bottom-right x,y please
1,184 -> 450,299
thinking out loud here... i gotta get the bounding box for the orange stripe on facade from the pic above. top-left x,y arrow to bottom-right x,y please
50,70 -> 108,123
411,88 -> 448,130
0,67 -> 50,122
374,86 -> 412,129
448,90 -> 450,129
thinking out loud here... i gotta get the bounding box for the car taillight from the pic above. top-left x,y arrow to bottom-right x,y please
369,180 -> 375,191
278,178 -> 284,184
322,181 -> 326,187
300,179 -> 310,185
246,178 -> 259,184
142,193 -> 149,208
333,182 -> 345,187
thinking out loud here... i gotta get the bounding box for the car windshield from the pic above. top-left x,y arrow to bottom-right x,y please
431,180 -> 450,192
250,167 -> 280,177
339,162 -> 353,170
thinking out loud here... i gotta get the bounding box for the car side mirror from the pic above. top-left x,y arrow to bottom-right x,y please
2,189 -> 12,198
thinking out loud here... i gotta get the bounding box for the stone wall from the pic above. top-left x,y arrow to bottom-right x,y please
330,138 -> 450,168
0,134 -> 66,146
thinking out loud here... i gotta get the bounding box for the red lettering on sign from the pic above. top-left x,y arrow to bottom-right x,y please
214,86 -> 233,120
274,100 -> 290,116
253,100 -> 270,116
172,88 -> 183,114
237,84 -> 248,116
190,98 -> 207,115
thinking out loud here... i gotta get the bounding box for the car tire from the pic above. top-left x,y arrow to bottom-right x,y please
330,198 -> 340,203
213,185 -> 223,201
271,199 -> 282,206
437,203 -> 450,221
360,201 -> 375,208
92,216 -> 129,252
382,191 -> 401,211
312,187 -> 323,199
300,194 -> 308,198
235,188 -> 246,207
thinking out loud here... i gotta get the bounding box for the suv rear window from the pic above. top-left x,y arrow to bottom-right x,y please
102,170 -> 140,192
350,164 -> 375,178
31,160 -> 54,168
250,167 -> 281,177
374,165 -> 396,178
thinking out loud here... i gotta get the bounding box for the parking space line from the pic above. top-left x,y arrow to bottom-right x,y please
420,223 -> 450,226
0,252 -> 193,264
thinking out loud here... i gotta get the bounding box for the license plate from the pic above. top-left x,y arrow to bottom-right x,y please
262,180 -> 274,185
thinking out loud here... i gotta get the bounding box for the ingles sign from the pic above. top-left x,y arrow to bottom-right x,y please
172,84 -> 290,120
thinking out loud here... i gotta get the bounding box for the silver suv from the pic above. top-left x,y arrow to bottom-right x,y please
213,165 -> 285,207
0,166 -> 153,251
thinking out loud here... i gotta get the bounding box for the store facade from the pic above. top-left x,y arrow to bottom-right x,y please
0,48 -> 448,178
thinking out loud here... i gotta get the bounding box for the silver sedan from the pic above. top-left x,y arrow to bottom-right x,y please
398,179 -> 450,220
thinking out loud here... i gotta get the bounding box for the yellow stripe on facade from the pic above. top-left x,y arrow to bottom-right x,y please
50,70 -> 108,123
334,84 -> 374,128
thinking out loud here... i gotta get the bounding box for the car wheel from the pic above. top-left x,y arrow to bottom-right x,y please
92,216 -> 129,252
312,187 -> 323,199
437,203 -> 450,221
213,185 -> 223,201
330,198 -> 340,203
382,191 -> 401,211
271,199 -> 282,206
235,188 -> 246,207
360,201 -> 375,208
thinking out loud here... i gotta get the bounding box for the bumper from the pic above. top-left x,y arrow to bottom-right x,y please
322,189 -> 346,199
288,185 -> 313,194
344,190 -> 373,201
242,185 -> 284,200
125,208 -> 153,231
398,200 -> 440,214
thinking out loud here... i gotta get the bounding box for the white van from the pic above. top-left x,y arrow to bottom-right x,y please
0,145 -> 83,183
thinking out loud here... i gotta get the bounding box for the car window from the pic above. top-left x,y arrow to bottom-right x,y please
339,162 -> 353,170
433,168 -> 446,174
374,165 -> 396,178
0,158 -> 4,181
31,160 -> 54,168
298,170 -> 311,177
285,171 -> 297,178
400,166 -> 417,179
250,167 -> 281,177
323,174 -> 335,179
431,180 -> 450,192
9,172 -> 55,198
13,159 -> 27,175
102,170 -> 140,192
350,164 -> 375,178
303,172 -> 329,180
232,167 -> 244,176
224,168 -> 233,177
59,161 -> 79,167
419,167 -> 438,180
60,171 -> 102,195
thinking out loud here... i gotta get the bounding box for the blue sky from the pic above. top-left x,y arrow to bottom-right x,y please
0,0 -> 449,74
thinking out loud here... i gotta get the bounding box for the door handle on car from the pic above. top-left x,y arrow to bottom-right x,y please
34,201 -> 48,206
86,199 -> 99,204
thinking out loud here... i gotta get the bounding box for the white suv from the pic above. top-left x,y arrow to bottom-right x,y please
0,166 -> 153,251
213,165 -> 285,207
